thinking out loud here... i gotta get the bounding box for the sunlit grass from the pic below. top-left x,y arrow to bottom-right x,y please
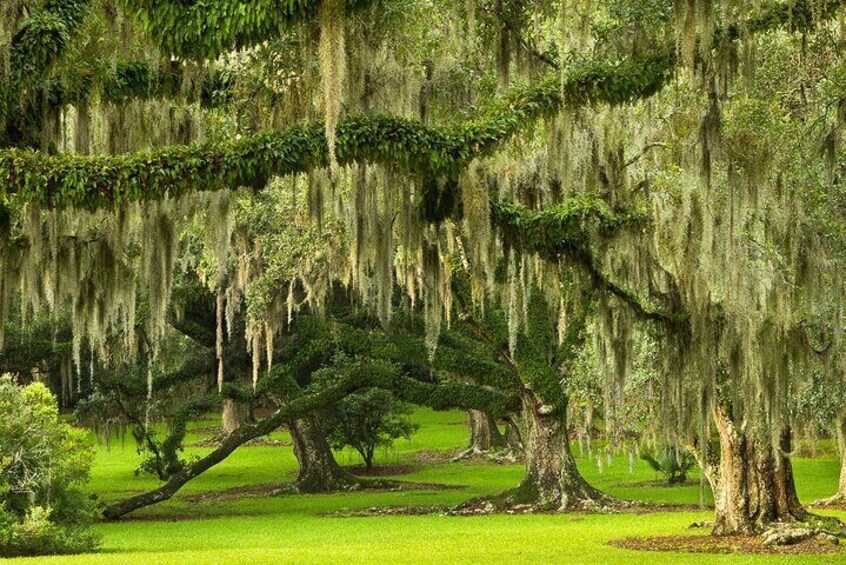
16,408 -> 846,564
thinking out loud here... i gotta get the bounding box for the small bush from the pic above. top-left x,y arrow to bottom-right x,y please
323,388 -> 419,471
640,443 -> 696,485
0,376 -> 100,557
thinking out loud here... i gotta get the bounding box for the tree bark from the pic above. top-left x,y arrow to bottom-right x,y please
463,392 -> 615,512
289,417 -> 358,493
221,399 -> 251,436
516,392 -> 613,510
706,405 -> 807,536
839,414 -> 846,499
816,411 -> 846,505
504,417 -> 525,455
467,410 -> 507,452
453,410 -> 508,460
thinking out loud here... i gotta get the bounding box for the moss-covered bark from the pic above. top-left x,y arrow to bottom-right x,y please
467,410 -> 507,452
288,417 -> 358,493
458,391 -> 617,513
705,406 -> 807,536
511,392 -> 615,510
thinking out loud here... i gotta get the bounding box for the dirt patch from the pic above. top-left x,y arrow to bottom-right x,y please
408,449 -> 455,464
342,464 -> 418,476
370,481 -> 464,492
324,505 -> 450,518
181,483 -> 290,503
615,479 -> 701,488
609,535 -> 844,555
188,437 -> 291,448
179,478 -> 463,504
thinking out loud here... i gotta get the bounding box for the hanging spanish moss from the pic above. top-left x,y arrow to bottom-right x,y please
318,0 -> 348,175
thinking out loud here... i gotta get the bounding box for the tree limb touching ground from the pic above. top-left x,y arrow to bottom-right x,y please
102,361 -> 518,519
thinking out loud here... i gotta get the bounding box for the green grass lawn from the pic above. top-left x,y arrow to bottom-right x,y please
12,409 -> 846,564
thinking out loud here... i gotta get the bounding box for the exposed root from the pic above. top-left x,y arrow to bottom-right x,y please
761,524 -> 840,547
450,447 -> 520,464
812,493 -> 846,509
450,481 -> 632,515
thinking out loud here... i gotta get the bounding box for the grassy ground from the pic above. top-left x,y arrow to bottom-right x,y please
13,409 -> 846,564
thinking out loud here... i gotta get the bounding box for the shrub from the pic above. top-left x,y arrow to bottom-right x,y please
323,388 -> 419,471
0,375 -> 100,557
640,443 -> 696,485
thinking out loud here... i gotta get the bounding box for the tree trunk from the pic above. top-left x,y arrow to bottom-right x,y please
816,411 -> 846,506
468,410 -> 507,451
453,410 -> 508,459
221,399 -> 251,436
517,393 -> 612,509
707,405 -> 807,536
463,392 -> 615,512
504,417 -> 525,455
839,414 -> 846,499
289,417 -> 358,493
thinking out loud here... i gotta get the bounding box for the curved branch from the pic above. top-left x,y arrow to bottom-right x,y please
1,1 -> 839,208
491,197 -> 686,327
0,52 -> 673,208
102,360 -> 517,519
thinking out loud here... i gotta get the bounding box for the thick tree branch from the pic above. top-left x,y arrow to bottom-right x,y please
102,360 -> 517,519
3,0 -> 839,208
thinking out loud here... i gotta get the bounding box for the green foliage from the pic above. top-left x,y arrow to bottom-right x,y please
126,0 -> 377,60
0,505 -> 99,559
640,443 -> 695,485
492,196 -> 645,257
0,376 -> 100,557
322,387 -> 419,470
9,0 -> 91,90
0,55 -> 674,209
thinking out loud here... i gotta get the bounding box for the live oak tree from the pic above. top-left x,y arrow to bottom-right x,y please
2,0 -> 846,538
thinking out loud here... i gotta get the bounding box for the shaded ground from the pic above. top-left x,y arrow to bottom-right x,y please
180,478 -> 465,504
342,464 -> 419,476
609,534 -> 844,555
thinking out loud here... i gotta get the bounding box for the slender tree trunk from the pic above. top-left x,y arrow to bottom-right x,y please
839,414 -> 846,499
221,399 -> 251,436
454,410 -> 508,459
816,411 -> 846,505
468,410 -> 507,451
289,417 -> 358,493
706,405 -> 807,536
